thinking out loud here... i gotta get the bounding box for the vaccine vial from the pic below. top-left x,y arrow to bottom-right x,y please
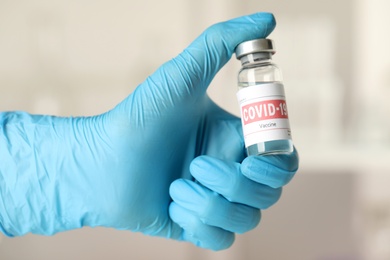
235,39 -> 293,156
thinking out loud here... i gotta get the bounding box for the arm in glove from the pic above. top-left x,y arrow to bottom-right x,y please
0,12 -> 298,250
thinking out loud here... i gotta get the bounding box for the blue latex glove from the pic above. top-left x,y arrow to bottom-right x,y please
0,12 -> 298,250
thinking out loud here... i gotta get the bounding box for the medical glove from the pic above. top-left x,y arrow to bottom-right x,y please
0,12 -> 298,250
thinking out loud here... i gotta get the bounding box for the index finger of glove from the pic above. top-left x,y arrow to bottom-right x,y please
190,156 -> 282,209
241,149 -> 299,188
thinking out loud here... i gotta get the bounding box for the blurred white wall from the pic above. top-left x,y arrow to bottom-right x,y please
1,0 -> 390,259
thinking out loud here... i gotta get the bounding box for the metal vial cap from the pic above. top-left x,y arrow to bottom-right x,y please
235,39 -> 275,60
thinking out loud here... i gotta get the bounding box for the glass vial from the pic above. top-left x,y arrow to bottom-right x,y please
235,39 -> 293,156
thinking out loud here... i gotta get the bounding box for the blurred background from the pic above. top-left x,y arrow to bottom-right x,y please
1,0 -> 390,259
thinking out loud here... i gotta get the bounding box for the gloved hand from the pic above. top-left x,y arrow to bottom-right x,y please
0,12 -> 298,250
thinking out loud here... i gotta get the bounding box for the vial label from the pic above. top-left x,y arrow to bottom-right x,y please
237,83 -> 292,148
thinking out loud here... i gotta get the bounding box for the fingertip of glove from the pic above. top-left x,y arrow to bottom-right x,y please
169,179 -> 209,209
251,12 -> 276,24
247,12 -> 276,37
169,179 -> 189,199
189,155 -> 208,170
189,156 -> 233,190
241,154 -> 298,188
243,150 -> 299,173
190,155 -> 212,173
168,202 -> 235,251
209,233 -> 235,251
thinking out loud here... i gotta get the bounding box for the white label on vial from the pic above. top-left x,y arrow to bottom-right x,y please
237,83 -> 292,148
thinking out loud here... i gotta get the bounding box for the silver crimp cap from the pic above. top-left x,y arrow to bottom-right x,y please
235,39 -> 275,60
